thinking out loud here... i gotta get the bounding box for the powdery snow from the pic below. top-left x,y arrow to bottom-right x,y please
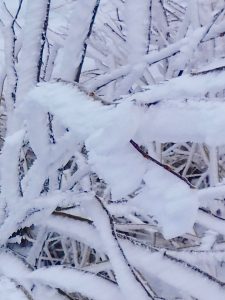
18,81 -> 203,238
27,266 -> 123,300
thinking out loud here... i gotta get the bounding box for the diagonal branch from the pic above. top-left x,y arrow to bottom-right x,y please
130,139 -> 194,188
92,195 -> 154,299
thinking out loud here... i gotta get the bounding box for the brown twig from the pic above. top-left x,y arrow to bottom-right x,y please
52,211 -> 94,225
130,139 -> 194,188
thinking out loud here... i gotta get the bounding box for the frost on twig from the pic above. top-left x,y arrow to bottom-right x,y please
1,1 -> 225,300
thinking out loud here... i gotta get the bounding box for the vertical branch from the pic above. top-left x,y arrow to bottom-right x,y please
113,0 -> 152,97
37,0 -> 51,83
43,43 -> 59,81
146,0 -> 153,54
190,0 -> 200,29
8,0 -> 23,105
208,146 -> 219,187
75,0 -> 101,82
4,0 -> 23,112
60,0 -> 101,83
16,0 -> 52,102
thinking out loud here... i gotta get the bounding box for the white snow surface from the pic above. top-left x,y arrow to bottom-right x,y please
130,70 -> 225,103
131,163 -> 198,238
18,81 -> 221,238
0,277 -> 28,300
59,0 -> 97,81
85,197 -> 150,300
17,0 -> 50,101
138,99 -> 225,146
122,240 -> 225,300
27,266 -> 123,300
22,82 -> 145,200
8,76 -> 225,239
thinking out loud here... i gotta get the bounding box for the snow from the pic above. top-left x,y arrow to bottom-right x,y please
45,214 -> 103,252
18,80 -> 225,238
131,163 -> 198,239
86,39 -> 184,92
192,57 -> 225,74
0,129 -> 25,208
19,81 -> 201,237
0,192 -> 63,246
23,82 -> 110,140
0,277 -> 28,300
17,0 -> 50,101
85,197 -> 150,300
21,82 -> 146,199
59,0 -> 98,81
131,71 -> 225,104
2,76 -> 225,247
1,1 -> 225,299
32,285 -> 68,300
139,99 -> 225,146
122,240 -> 225,300
198,185 -> 225,201
125,1 -> 150,62
27,266 -> 123,300
111,0 -> 151,96
0,251 -> 30,280
197,209 -> 225,236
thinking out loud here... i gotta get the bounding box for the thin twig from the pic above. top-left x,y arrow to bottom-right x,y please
95,195 -> 155,299
37,0 -> 51,82
75,0 -> 101,82
130,139 -> 194,188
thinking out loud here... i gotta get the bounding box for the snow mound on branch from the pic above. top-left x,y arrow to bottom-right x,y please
0,277 -> 28,300
21,81 -> 202,238
27,266 -> 122,300
22,82 -> 146,199
140,100 -> 225,146
131,163 -> 198,239
131,70 -> 225,103
85,100 -> 147,199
